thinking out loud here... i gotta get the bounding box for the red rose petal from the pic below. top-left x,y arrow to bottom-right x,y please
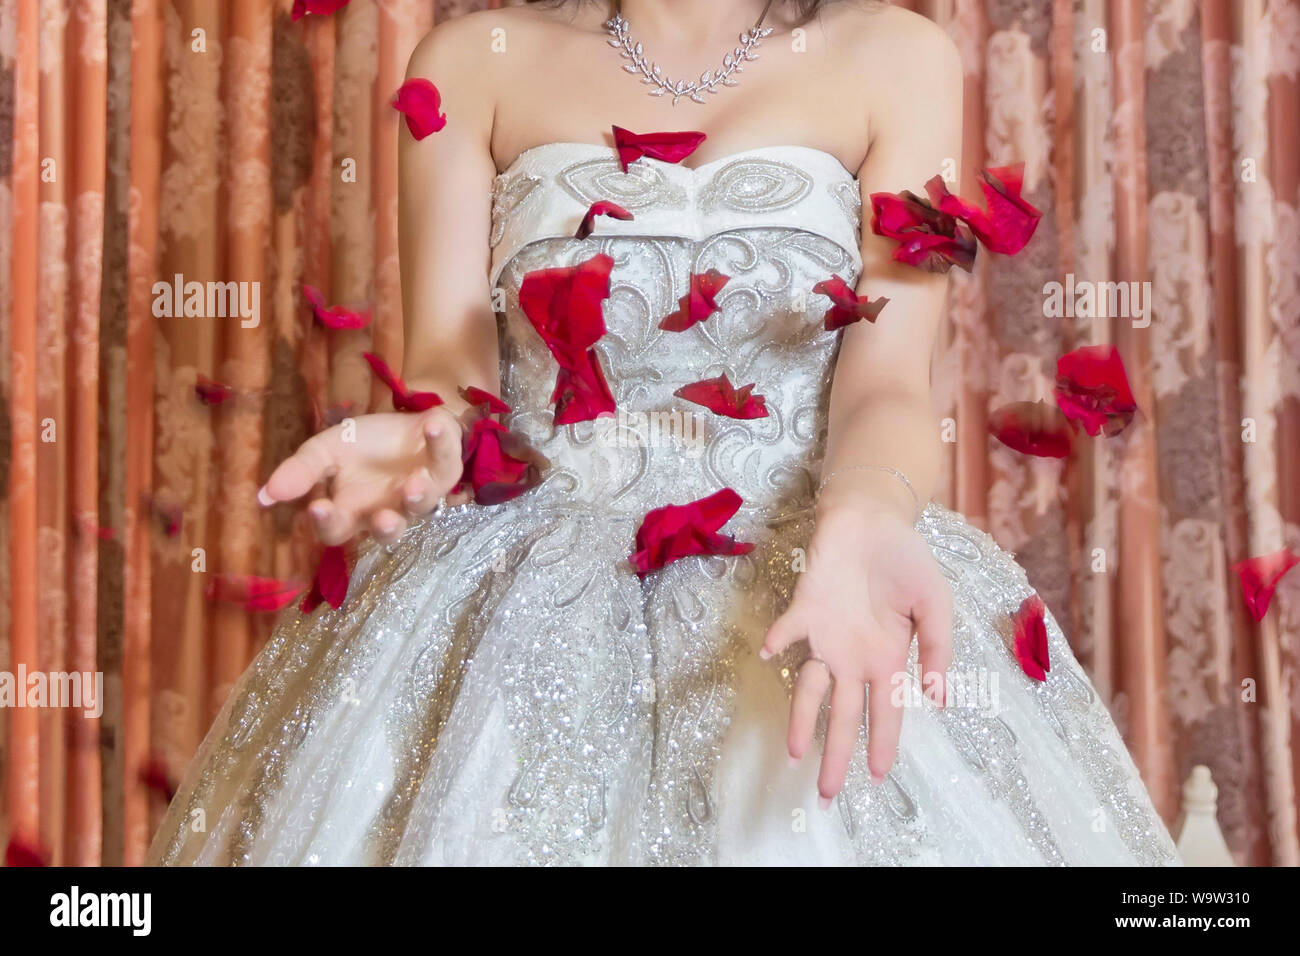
1011,594 -> 1051,682
4,836 -> 48,867
205,574 -> 305,613
292,0 -> 352,21
612,126 -> 707,172
552,349 -> 617,425
458,385 -> 511,415
303,283 -> 371,330
987,400 -> 1075,459
870,187 -> 978,274
363,351 -> 443,412
1231,547 -> 1300,622
139,755 -> 178,804
194,373 -> 236,406
458,414 -> 549,506
576,200 -> 634,239
300,545 -> 350,613
928,164 -> 1042,256
520,253 -> 618,424
674,374 -> 768,420
660,269 -> 729,332
631,488 -> 754,577
392,78 -> 447,140
1053,344 -> 1138,438
812,275 -> 890,330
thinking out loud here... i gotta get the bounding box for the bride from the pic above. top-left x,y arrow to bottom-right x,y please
150,0 -> 1177,865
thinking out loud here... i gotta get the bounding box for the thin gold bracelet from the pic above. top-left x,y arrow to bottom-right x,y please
816,464 -> 921,522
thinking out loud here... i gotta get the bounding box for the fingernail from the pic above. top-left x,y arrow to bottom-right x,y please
256,487 -> 274,508
871,773 -> 886,786
817,794 -> 832,811
787,754 -> 799,769
406,493 -> 424,507
758,648 -> 771,661
308,503 -> 328,521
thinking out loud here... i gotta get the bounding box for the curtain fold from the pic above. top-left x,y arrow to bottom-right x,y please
2,0 -> 1297,866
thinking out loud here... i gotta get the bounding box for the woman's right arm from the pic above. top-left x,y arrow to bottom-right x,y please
257,17 -> 502,545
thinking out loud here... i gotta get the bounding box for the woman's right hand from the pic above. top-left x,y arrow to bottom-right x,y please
257,407 -> 465,546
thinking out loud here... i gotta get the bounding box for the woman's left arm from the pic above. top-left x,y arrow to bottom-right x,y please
762,19 -> 965,806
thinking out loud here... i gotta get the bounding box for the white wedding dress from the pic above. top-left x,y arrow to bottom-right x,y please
150,143 -> 1178,866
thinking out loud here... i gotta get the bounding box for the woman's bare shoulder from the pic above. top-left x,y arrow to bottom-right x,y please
823,1 -> 961,70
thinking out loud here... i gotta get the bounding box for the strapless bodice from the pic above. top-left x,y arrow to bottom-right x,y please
487,142 -> 865,516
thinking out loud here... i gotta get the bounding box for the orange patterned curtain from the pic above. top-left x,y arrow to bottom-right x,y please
1,0 -> 1297,866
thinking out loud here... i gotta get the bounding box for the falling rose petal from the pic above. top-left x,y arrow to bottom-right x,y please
870,187 -> 977,274
363,351 -> 443,412
139,755 -> 177,804
519,253 -> 617,423
392,78 -> 447,140
1053,344 -> 1138,438
194,373 -> 236,406
631,488 -> 754,577
303,283 -> 371,330
576,200 -> 634,239
674,374 -> 768,420
1231,548 -> 1300,622
612,125 -> 707,172
927,164 -> 1042,256
300,545 -> 350,613
987,400 -> 1075,459
457,413 -> 549,506
205,574 -> 305,613
4,836 -> 48,867
812,275 -> 890,331
1010,594 -> 1051,682
291,0 -> 352,22
141,492 -> 184,537
458,385 -> 511,415
552,349 -> 617,425
660,270 -> 730,332
519,253 -> 613,364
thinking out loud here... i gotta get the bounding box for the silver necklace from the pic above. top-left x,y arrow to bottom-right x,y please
604,1 -> 775,106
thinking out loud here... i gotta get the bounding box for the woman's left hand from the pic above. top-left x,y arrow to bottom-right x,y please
761,503 -> 953,807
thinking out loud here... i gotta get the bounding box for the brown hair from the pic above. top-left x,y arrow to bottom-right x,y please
523,0 -> 835,28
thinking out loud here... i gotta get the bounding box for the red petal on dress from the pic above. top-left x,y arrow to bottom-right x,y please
391,78 -> 447,140
303,284 -> 371,330
205,574 -> 305,613
631,488 -> 754,577
612,126 -> 707,172
1011,595 -> 1051,682
459,385 -> 511,415
869,188 -> 977,274
300,545 -> 350,613
927,164 -> 1042,256
1052,344 -> 1138,438
674,374 -> 768,420
363,351 -> 444,412
576,200 -> 634,239
458,415 -> 549,506
194,373 -> 236,406
812,275 -> 890,330
4,836 -> 48,867
520,253 -> 618,424
552,349 -> 617,425
1231,548 -> 1300,622
987,400 -> 1075,459
660,269 -> 730,331
291,0 -> 352,21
